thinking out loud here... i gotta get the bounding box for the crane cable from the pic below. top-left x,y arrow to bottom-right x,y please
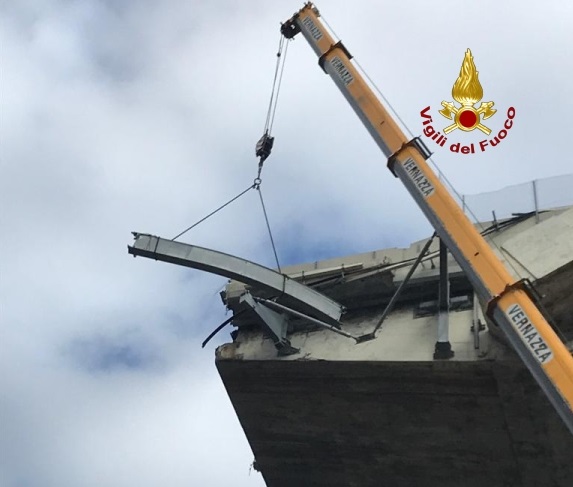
172,34 -> 289,275
197,36 -> 291,348
251,32 -> 290,271
264,35 -> 289,137
255,33 -> 289,177
257,183 -> 281,273
170,176 -> 283,276
171,182 -> 255,241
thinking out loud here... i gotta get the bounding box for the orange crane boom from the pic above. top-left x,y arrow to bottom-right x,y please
281,2 -> 573,434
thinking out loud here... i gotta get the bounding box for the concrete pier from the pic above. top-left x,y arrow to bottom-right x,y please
217,208 -> 573,486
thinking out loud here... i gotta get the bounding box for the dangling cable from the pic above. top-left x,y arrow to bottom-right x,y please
202,309 -> 247,348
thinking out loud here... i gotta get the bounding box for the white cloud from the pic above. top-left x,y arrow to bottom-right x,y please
2,1 -> 572,485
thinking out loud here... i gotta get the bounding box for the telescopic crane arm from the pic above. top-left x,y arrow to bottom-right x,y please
282,2 -> 573,434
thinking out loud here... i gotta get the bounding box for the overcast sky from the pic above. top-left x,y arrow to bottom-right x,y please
2,1 -> 572,486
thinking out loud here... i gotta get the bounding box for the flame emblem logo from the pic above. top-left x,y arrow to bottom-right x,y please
439,49 -> 496,135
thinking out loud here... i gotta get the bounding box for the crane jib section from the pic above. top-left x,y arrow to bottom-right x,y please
282,2 -> 573,434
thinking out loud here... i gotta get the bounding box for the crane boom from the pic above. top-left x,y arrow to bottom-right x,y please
282,2 -> 573,433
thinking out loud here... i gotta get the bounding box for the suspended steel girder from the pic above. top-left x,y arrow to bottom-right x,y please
128,233 -> 344,325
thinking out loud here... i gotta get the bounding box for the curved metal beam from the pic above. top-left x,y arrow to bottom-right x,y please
128,232 -> 344,325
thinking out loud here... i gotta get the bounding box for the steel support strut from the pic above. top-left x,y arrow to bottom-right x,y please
240,293 -> 299,356
358,234 -> 436,342
253,297 -> 361,342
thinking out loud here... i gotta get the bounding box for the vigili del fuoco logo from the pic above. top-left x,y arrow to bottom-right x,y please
420,49 -> 515,154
